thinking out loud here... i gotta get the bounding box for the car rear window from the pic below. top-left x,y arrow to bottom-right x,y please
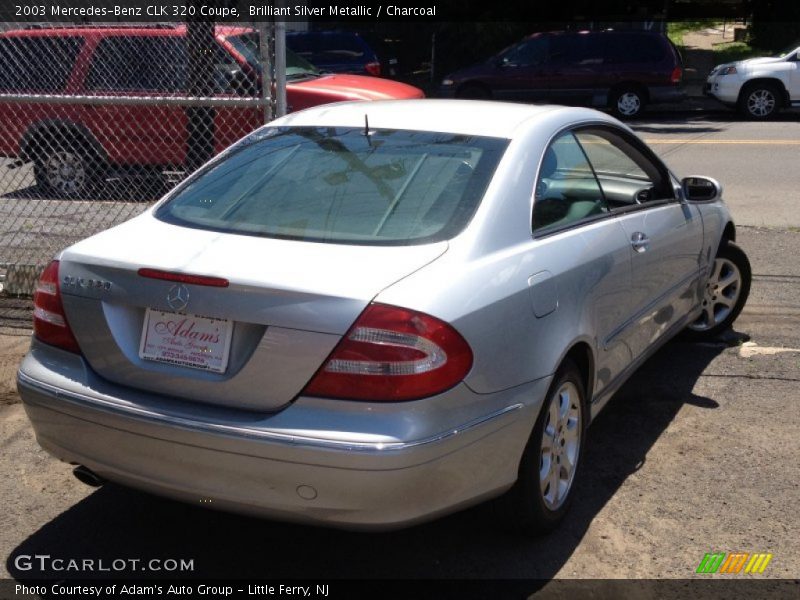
0,36 -> 83,92
157,127 -> 508,245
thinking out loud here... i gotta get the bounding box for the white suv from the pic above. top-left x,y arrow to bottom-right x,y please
705,44 -> 800,119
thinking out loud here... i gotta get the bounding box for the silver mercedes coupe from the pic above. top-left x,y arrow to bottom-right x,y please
17,100 -> 750,533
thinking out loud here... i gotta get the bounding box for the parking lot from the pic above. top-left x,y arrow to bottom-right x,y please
0,112 -> 798,585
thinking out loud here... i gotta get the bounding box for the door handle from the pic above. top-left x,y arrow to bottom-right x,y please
630,231 -> 650,253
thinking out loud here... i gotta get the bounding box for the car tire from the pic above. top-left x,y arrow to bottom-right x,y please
684,240 -> 751,340
610,86 -> 646,118
34,143 -> 102,199
738,82 -> 782,120
456,84 -> 491,100
501,358 -> 587,535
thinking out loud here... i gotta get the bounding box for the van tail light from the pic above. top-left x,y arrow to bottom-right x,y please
33,260 -> 81,354
671,66 -> 683,84
365,61 -> 381,76
302,303 -> 473,402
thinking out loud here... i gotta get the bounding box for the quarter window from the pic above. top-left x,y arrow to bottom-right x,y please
533,132 -> 609,232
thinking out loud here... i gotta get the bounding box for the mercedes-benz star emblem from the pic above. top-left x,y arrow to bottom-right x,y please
166,284 -> 190,312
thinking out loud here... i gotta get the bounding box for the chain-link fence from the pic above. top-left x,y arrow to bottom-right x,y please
0,20 -> 277,296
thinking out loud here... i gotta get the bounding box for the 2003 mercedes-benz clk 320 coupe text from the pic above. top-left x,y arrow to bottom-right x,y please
18,100 -> 750,533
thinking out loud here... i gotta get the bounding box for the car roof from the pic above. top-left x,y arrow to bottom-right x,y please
275,99 -> 579,139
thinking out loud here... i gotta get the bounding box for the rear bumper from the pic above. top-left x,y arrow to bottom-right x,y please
17,341 -> 548,530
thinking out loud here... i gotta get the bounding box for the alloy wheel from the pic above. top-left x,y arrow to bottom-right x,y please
746,89 -> 776,118
688,257 -> 742,332
44,150 -> 87,196
539,381 -> 582,511
616,92 -> 641,117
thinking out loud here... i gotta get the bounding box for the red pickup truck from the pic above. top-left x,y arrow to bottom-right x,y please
0,25 -> 424,197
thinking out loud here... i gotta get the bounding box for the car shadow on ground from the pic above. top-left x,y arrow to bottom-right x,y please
1,176 -> 170,203
632,110 -> 800,131
630,123 -> 726,135
5,334 -> 746,584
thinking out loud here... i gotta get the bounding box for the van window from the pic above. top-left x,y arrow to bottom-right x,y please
0,36 -> 83,92
86,37 -> 187,92
315,33 -> 367,62
605,33 -> 666,64
549,34 -> 605,66
501,37 -> 548,67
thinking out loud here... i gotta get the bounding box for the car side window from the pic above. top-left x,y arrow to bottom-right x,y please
501,37 -> 548,67
86,37 -> 187,93
548,35 -> 603,66
532,132 -> 609,233
573,127 -> 673,209
604,33 -> 665,64
0,37 -> 84,92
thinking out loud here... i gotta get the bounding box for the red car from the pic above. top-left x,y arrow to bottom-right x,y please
0,25 -> 424,197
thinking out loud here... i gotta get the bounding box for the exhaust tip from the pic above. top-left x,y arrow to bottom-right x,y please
72,465 -> 106,488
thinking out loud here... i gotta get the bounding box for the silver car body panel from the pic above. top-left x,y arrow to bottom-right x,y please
19,99 -> 735,528
19,340 -> 546,529
58,217 -> 447,410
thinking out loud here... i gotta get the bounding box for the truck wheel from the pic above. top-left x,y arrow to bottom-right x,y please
34,144 -> 101,199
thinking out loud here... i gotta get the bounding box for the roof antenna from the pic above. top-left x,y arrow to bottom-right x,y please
364,113 -> 373,146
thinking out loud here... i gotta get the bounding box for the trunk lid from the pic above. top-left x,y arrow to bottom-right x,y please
58,213 -> 447,411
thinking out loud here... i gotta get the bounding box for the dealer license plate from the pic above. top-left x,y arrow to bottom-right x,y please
139,309 -> 233,373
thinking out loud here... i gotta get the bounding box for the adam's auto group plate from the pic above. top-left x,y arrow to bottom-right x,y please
139,309 -> 233,373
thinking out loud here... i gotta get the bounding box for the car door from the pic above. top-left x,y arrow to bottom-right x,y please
574,125 -> 704,361
530,130 -> 635,398
789,51 -> 800,101
542,33 -> 604,105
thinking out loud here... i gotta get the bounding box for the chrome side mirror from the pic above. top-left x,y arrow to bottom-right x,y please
681,176 -> 722,202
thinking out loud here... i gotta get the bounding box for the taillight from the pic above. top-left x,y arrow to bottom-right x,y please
33,260 -> 80,353
365,61 -> 381,76
671,66 -> 683,84
303,303 -> 473,402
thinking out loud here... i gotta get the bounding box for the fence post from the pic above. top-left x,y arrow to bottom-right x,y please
275,6 -> 287,117
186,9 -> 216,173
257,20 -> 274,124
